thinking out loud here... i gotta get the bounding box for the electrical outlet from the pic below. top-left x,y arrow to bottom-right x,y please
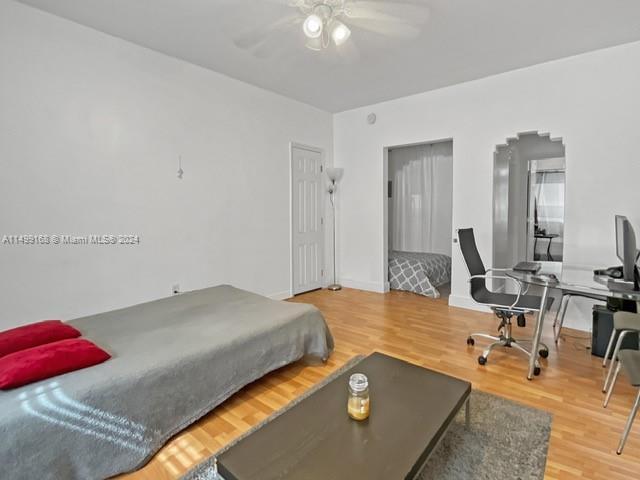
172,284 -> 180,295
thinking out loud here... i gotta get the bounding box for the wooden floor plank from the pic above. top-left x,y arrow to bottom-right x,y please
117,288 -> 640,480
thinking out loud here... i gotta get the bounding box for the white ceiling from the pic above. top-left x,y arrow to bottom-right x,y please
17,0 -> 640,112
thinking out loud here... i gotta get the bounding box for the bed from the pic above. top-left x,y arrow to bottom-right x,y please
0,285 -> 334,480
388,250 -> 452,298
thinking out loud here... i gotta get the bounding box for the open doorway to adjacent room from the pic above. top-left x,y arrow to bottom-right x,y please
384,139 -> 454,300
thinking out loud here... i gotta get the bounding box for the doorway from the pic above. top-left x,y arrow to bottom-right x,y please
291,143 -> 325,295
384,140 -> 454,299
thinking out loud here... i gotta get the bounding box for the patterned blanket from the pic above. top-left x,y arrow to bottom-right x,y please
389,251 -> 452,298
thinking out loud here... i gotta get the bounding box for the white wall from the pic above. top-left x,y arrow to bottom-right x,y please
0,1 -> 333,329
333,40 -> 640,330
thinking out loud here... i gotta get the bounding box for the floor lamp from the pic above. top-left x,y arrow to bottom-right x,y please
326,167 -> 344,291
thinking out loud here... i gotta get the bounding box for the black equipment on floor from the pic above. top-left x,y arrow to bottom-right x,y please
592,305 -> 639,358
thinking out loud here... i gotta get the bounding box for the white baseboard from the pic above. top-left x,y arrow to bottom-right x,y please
268,290 -> 292,301
340,278 -> 387,293
448,294 -> 492,313
560,315 -> 591,333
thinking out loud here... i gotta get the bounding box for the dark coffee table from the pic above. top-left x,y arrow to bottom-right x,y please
217,352 -> 471,480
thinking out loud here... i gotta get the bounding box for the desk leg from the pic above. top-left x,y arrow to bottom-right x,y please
546,238 -> 554,262
528,285 -> 549,380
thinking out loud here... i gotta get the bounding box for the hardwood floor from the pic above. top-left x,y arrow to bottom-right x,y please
119,288 -> 640,480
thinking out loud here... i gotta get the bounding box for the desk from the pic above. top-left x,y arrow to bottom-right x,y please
533,233 -> 560,261
508,264 -> 640,380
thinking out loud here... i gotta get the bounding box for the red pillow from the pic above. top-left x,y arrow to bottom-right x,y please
0,320 -> 81,358
0,338 -> 110,390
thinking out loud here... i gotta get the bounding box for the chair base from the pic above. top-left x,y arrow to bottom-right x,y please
467,318 -> 547,375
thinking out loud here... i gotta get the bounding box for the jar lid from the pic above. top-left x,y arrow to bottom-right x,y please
349,373 -> 368,392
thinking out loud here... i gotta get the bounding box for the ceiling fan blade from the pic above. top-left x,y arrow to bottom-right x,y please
239,0 -> 302,5
252,34 -> 295,58
252,42 -> 284,59
233,15 -> 300,50
345,18 -> 422,38
344,1 -> 430,24
246,19 -> 305,59
342,8 -> 419,25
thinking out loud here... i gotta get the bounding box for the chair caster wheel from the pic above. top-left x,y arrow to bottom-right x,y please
478,356 -> 487,366
534,366 -> 541,376
466,337 -> 475,346
539,349 -> 549,359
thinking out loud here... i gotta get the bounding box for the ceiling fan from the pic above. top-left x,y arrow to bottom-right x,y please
299,0 -> 352,50
233,0 -> 430,55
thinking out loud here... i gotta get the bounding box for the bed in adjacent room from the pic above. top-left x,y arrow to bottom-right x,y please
0,285 -> 334,480
388,250 -> 452,298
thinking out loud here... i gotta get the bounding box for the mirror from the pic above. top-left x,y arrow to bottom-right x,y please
493,132 -> 566,268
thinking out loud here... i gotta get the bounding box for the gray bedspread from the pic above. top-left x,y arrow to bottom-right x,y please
0,285 -> 334,480
389,251 -> 452,298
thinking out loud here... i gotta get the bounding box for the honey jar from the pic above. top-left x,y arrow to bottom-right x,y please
347,373 -> 370,421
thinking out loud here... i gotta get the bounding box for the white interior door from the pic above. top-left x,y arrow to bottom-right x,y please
292,145 -> 324,294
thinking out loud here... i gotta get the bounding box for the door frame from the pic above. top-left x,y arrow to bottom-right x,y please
289,142 -> 326,297
383,137 -> 454,293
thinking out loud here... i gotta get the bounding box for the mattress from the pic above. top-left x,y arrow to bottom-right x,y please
0,285 -> 334,480
389,251 -> 452,298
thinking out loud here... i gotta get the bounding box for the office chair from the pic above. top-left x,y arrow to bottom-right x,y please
458,228 -> 551,375
602,348 -> 640,454
602,305 -> 640,396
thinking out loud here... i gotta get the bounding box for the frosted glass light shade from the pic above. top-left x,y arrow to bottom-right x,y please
305,36 -> 323,51
303,14 -> 323,38
326,167 -> 344,183
331,21 -> 351,46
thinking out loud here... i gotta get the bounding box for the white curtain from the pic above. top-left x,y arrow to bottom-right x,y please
389,142 -> 453,254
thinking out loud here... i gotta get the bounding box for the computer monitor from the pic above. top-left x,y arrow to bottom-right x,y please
615,214 -> 627,262
620,217 -> 638,283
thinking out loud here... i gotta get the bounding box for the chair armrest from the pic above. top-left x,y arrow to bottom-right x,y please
486,268 -> 531,295
469,273 -> 523,310
486,268 -> 510,273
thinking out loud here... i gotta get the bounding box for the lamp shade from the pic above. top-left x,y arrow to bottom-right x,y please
326,167 -> 344,183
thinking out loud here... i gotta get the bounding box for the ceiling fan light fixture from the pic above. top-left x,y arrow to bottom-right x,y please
331,21 -> 351,46
303,14 -> 323,38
